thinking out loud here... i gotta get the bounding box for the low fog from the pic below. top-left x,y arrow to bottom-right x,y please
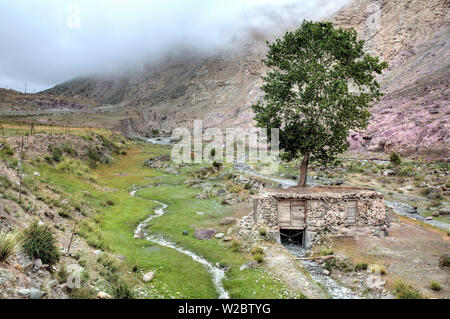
0,0 -> 349,92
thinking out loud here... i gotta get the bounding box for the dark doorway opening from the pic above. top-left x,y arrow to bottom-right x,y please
280,229 -> 304,247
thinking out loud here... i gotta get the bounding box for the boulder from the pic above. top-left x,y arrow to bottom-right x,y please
143,271 -> 155,282
18,289 -> 30,296
215,233 -> 225,239
432,211 -> 440,217
426,187 -> 444,199
383,169 -> 396,176
219,217 -> 235,225
216,189 -> 227,196
33,259 -> 43,272
439,209 -> 450,216
97,291 -> 112,299
29,288 -> 47,299
194,229 -> 215,240
239,261 -> 258,271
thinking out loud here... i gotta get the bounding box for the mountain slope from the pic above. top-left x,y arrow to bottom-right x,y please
46,0 -> 450,159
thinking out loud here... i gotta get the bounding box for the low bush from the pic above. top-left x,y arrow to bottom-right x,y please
69,287 -> 97,299
258,228 -> 267,236
48,145 -> 63,163
251,246 -> 264,256
394,280 -> 422,299
56,264 -> 70,284
390,152 -> 401,166
354,262 -> 368,271
0,231 -> 19,263
254,253 -> 264,263
230,239 -> 242,252
21,221 -> 60,266
112,280 -> 134,299
430,280 -> 441,291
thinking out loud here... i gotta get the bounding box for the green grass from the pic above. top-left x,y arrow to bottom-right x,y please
26,143 -> 300,299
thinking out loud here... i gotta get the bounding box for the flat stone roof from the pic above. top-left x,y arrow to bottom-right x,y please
257,186 -> 383,200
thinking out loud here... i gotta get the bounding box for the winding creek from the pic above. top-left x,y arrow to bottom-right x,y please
130,189 -> 230,299
144,137 -> 448,298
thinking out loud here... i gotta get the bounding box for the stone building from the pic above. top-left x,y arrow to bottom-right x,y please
251,186 -> 387,249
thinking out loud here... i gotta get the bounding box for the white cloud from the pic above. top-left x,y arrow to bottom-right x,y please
0,0 -> 349,91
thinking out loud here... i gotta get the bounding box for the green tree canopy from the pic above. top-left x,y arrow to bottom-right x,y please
252,20 -> 388,186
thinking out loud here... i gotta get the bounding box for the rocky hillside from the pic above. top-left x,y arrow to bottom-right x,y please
0,89 -> 99,113
46,0 -> 450,159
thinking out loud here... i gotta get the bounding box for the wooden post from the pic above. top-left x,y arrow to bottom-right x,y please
0,123 -> 4,138
67,218 -> 78,254
19,174 -> 22,202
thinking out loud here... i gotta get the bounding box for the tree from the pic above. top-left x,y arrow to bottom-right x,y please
389,152 -> 401,166
252,21 -> 388,187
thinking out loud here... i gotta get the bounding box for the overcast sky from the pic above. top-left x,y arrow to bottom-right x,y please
0,0 -> 349,93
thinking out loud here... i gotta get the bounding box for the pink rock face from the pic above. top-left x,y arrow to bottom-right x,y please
349,79 -> 449,160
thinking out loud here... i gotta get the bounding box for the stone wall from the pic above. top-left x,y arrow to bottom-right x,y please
242,189 -> 387,248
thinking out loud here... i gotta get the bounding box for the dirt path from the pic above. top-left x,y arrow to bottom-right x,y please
330,215 -> 450,298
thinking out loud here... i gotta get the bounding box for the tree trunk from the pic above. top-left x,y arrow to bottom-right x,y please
298,152 -> 310,187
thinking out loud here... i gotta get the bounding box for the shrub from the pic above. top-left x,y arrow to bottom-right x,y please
230,239 -> 242,252
390,152 -> 401,166
430,280 -> 441,291
69,287 -> 97,299
254,253 -> 264,263
48,145 -> 63,163
22,221 -> 60,266
251,246 -> 264,256
56,264 -> 70,284
210,148 -> 216,157
62,144 -> 77,156
320,247 -> 334,256
86,146 -> 101,163
1,143 -> 14,156
0,231 -> 19,263
0,175 -> 12,188
97,254 -> 119,273
112,280 -> 134,299
354,262 -> 368,271
258,228 -> 267,236
212,161 -> 223,171
394,280 -> 422,299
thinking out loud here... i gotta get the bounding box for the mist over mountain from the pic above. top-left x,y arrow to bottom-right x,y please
0,0 -> 349,92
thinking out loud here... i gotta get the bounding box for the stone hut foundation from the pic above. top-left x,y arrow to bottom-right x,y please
247,186 -> 387,249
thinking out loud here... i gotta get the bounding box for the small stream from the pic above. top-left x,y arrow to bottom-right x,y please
142,138 -> 448,298
285,245 -> 361,299
385,200 -> 450,231
130,189 -> 229,299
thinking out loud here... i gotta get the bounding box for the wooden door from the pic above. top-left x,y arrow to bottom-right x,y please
278,200 -> 291,228
346,201 -> 357,224
291,200 -> 306,228
278,200 -> 306,229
